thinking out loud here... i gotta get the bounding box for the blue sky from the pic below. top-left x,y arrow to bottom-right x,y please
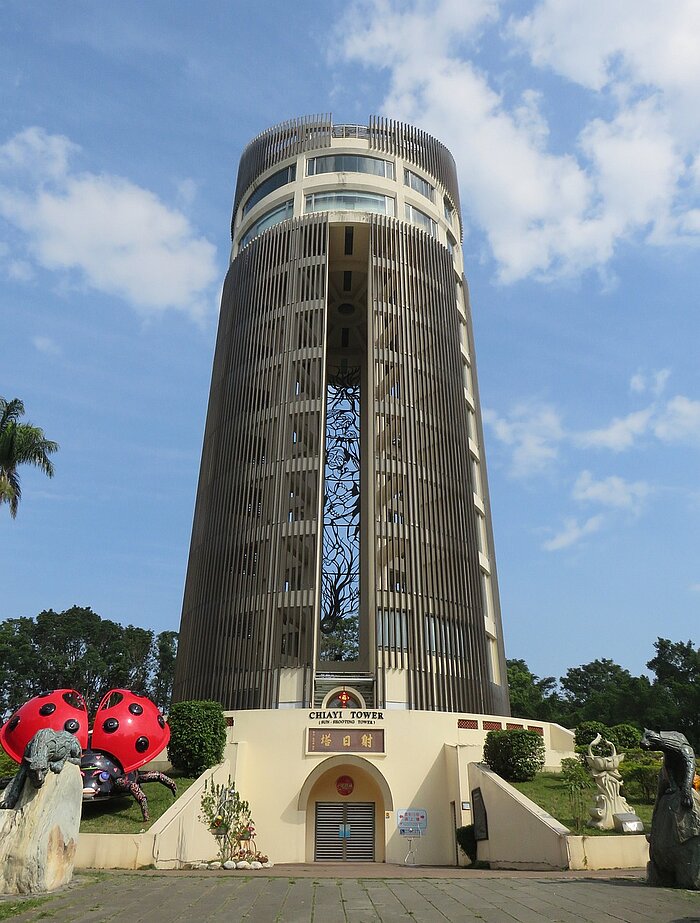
1,0 -> 698,685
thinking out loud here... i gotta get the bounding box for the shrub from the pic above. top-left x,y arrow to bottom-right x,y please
574,721 -> 608,750
455,825 -> 477,864
167,700 -> 226,775
619,749 -> 662,804
483,729 -> 545,782
609,724 -> 642,750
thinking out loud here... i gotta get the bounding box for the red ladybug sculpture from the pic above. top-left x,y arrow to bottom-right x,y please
92,689 -> 169,773
0,688 -> 176,822
0,689 -> 88,761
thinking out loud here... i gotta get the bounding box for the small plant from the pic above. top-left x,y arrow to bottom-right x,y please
483,729 -> 545,782
167,700 -> 226,775
560,757 -> 594,832
455,825 -> 477,865
200,776 -> 267,865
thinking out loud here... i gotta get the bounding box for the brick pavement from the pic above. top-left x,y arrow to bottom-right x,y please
0,869 -> 699,922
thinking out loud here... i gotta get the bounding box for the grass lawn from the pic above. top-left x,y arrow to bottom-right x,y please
512,772 -> 653,835
79,770 -> 197,834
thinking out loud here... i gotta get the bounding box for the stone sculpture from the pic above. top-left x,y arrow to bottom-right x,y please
585,733 -> 639,830
641,728 -> 700,890
0,728 -> 83,894
0,728 -> 81,810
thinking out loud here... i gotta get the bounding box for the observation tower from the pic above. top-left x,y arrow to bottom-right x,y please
174,115 -> 509,718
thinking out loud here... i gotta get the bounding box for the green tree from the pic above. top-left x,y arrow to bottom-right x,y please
0,607 -> 177,715
647,638 -> 700,749
559,658 -> 657,728
0,397 -> 58,518
506,659 -> 565,723
150,631 -> 178,711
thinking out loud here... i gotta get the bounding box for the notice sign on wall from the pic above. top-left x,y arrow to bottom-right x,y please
307,728 -> 385,753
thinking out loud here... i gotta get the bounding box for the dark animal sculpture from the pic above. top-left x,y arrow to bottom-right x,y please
1,689 -> 176,822
0,728 -> 82,809
641,728 -> 700,889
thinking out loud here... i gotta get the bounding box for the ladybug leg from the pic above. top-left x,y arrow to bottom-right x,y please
114,775 -> 150,822
136,771 -> 177,798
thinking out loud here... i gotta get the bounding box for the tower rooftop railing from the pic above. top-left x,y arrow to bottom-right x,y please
233,114 -> 462,240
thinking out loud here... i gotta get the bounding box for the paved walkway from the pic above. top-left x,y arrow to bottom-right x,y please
1,868 -> 699,922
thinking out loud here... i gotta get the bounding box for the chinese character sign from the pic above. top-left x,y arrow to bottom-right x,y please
307,729 -> 385,753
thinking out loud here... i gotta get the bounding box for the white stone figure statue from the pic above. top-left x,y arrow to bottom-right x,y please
585,733 -> 636,830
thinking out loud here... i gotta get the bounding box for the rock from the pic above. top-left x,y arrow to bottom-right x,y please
0,763 -> 82,894
208,861 -> 222,870
223,860 -> 236,870
263,861 -> 273,868
196,862 -> 209,870
236,860 -> 251,869
250,861 -> 262,869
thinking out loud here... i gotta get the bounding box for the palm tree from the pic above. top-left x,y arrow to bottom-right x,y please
0,397 -> 59,518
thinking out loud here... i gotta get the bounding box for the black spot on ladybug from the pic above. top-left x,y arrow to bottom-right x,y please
8,715 -> 20,731
129,703 -> 144,716
135,736 -> 149,753
39,703 -> 57,716
103,718 -> 119,733
158,715 -> 165,729
64,719 -> 80,733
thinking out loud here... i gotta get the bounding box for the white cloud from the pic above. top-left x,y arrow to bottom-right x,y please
630,369 -> 670,396
483,403 -> 563,477
653,395 -> 700,443
543,514 -> 604,551
508,1 -> 700,97
0,128 -> 218,320
572,470 -> 650,513
32,335 -> 61,356
339,0 -> 700,282
575,407 -> 653,451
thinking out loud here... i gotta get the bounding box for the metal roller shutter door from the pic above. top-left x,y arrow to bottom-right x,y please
314,802 -> 375,861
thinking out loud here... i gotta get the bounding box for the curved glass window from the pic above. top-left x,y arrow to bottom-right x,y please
444,196 -> 455,224
243,164 -> 296,215
405,203 -> 437,237
404,168 -> 434,201
307,154 -> 394,179
239,199 -> 294,250
305,191 -> 395,216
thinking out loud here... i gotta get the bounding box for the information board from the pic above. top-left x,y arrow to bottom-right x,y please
397,808 -> 428,830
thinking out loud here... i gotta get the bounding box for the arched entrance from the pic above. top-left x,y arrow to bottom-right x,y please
298,755 -> 393,863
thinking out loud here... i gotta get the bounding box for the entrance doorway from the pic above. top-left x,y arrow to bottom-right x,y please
314,801 -> 375,861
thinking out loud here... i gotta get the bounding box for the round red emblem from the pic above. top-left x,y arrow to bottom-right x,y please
336,775 -> 354,796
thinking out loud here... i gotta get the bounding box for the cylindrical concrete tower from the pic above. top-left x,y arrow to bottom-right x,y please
173,115 -> 509,716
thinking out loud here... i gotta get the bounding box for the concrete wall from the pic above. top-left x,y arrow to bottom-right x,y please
469,763 -> 649,871
75,710 -> 580,869
75,761 -> 230,870
469,762 -> 570,870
